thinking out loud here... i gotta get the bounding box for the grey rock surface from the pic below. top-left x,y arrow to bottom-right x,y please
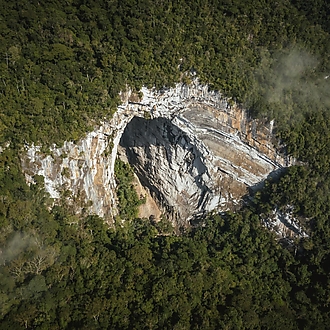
22,80 -> 291,225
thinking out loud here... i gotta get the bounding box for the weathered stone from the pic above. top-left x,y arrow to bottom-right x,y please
22,80 -> 292,225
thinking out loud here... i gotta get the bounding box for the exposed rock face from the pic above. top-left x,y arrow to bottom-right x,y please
22,80 -> 291,225
263,206 -> 308,241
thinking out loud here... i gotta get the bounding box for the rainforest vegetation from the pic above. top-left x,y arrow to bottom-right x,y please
1,0 -> 330,328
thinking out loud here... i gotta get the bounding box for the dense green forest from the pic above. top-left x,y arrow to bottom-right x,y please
1,0 -> 330,328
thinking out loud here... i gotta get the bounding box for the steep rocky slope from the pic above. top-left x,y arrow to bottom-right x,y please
22,80 -> 291,226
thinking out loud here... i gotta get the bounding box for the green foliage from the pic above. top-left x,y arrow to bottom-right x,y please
0,0 -> 329,147
114,158 -> 145,221
1,0 -> 330,329
1,194 -> 324,329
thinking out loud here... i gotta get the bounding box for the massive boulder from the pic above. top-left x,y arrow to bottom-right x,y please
22,80 -> 291,225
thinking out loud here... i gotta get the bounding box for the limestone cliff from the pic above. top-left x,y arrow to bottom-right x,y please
22,80 -> 291,226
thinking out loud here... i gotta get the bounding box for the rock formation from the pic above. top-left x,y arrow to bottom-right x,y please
22,80 -> 291,226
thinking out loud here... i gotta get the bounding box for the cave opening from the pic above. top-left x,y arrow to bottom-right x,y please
119,116 -> 210,225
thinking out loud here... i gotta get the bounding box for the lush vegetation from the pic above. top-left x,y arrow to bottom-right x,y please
1,0 -> 329,147
1,0 -> 330,329
114,158 -> 145,221
1,174 -> 330,329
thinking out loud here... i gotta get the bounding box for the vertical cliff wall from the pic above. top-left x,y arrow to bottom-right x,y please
22,80 -> 291,224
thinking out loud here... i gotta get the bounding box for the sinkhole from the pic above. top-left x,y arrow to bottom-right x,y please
119,116 -> 212,225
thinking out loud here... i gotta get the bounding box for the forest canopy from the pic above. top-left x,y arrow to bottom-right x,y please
1,0 -> 330,329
